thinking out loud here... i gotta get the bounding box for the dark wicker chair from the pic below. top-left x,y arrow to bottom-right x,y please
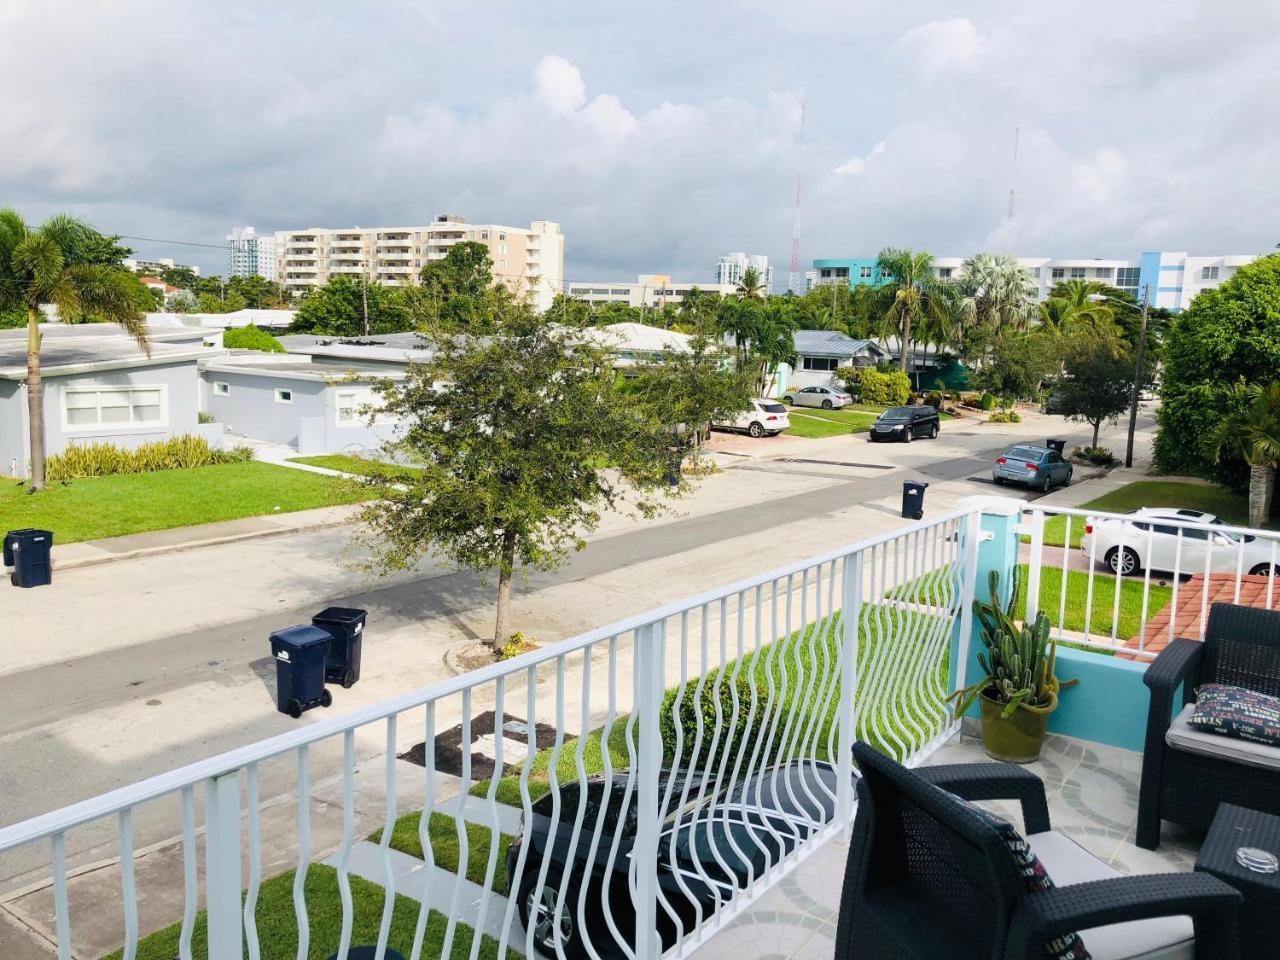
835,742 -> 1241,960
1138,602 -> 1280,850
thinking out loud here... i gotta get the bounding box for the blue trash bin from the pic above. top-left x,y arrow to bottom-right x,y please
4,529 -> 53,588
270,625 -> 333,718
901,481 -> 929,520
313,606 -> 366,689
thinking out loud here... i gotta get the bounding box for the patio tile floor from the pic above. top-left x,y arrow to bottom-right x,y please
689,732 -> 1200,960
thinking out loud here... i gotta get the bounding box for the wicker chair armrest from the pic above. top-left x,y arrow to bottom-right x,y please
916,762 -> 1051,834
1007,873 -> 1241,958
1143,638 -> 1203,696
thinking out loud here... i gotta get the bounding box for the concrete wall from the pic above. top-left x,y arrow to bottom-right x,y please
202,370 -> 326,448
0,379 -> 23,477
297,417 -> 402,457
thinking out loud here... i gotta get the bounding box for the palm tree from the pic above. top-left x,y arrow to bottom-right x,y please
874,247 -> 950,375
957,252 -> 1038,333
1209,382 -> 1280,528
0,210 -> 148,489
734,266 -> 766,301
1043,278 -> 1117,337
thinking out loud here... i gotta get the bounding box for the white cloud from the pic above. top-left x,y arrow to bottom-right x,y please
895,18 -> 985,76
834,141 -> 885,176
534,55 -> 587,115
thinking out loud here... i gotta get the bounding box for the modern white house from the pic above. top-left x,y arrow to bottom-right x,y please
0,326 -> 211,478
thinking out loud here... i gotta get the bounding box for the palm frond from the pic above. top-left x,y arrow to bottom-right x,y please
64,265 -> 149,353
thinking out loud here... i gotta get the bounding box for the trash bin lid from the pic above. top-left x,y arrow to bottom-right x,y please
270,624 -> 333,649
313,606 -> 367,623
5,528 -> 52,541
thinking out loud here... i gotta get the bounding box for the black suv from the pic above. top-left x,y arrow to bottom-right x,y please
868,405 -> 940,442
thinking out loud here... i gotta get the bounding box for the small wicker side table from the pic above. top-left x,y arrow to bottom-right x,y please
1194,803 -> 1280,958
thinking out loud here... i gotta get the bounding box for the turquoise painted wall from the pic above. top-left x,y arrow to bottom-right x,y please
812,258 -> 892,289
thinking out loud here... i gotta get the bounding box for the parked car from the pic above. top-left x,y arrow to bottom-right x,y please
868,405 -> 939,442
781,385 -> 851,409
714,399 -> 790,438
1040,391 -> 1066,415
991,444 -> 1073,491
1079,507 -> 1280,576
508,760 -> 838,958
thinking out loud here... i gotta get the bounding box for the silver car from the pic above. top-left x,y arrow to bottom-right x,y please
782,385 -> 851,409
992,444 -> 1073,491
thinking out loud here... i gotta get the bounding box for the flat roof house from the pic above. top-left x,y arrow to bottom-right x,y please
0,326 -> 208,478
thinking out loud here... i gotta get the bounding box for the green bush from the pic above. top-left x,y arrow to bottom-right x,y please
223,323 -> 285,353
923,391 -> 944,410
846,368 -> 911,406
1072,445 -> 1117,466
45,436 -> 253,481
987,410 -> 1022,423
660,675 -> 768,770
197,411 -> 216,424
979,392 -> 998,411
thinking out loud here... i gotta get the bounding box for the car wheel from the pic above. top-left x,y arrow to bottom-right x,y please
903,429 -> 912,443
821,399 -> 833,409
782,395 -> 794,405
993,476 -> 1005,486
1249,563 -> 1280,577
748,422 -> 764,438
518,876 -> 579,958
929,424 -> 939,439
1105,546 -> 1141,576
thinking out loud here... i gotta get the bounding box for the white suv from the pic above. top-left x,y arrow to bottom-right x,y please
1079,507 -> 1280,576
715,399 -> 791,438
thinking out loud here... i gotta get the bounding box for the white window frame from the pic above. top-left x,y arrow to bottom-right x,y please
62,384 -> 168,433
274,387 -> 294,405
213,381 -> 230,396
335,390 -> 360,424
1201,266 -> 1219,281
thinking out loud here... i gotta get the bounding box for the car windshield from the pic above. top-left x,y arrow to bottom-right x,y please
760,402 -> 787,413
1006,446 -> 1044,461
880,407 -> 914,421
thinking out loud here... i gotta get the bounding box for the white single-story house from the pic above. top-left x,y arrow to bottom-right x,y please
0,326 -> 212,478
201,353 -> 406,456
777,331 -> 885,393
582,322 -> 692,368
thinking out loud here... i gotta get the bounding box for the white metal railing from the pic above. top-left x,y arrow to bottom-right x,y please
1019,503 -> 1280,658
0,510 -> 977,960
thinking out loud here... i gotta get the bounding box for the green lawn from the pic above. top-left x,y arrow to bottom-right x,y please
102,863 -> 512,960
1037,480 -> 1269,548
1,461 -> 373,544
371,812 -> 514,892
786,412 -> 878,438
290,455 -> 423,479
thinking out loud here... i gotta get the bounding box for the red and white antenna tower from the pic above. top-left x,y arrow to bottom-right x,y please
788,101 -> 805,295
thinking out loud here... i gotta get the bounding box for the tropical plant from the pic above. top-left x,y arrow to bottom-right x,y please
1041,279 -> 1120,338
843,368 -> 910,406
957,252 -> 1038,334
734,265 -> 767,301
0,210 -> 149,489
872,247 -> 952,375
947,569 -> 1073,719
292,275 -> 411,337
1208,381 -> 1280,528
43,436 -> 252,481
223,323 -> 286,352
713,298 -> 796,395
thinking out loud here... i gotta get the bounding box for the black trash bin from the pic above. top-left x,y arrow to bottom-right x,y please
327,949 -> 405,960
1046,438 -> 1067,453
901,481 -> 929,520
313,606 -> 367,688
270,625 -> 333,718
4,529 -> 53,588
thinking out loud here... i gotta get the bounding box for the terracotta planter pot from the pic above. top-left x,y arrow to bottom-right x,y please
978,689 -> 1057,763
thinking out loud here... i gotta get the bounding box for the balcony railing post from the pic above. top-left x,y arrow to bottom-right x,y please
633,619 -> 666,960
837,550 -> 864,827
1024,508 -> 1045,623
204,771 -> 243,960
951,508 -> 985,695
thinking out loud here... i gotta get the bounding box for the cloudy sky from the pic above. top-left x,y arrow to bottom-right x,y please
3,0 -> 1277,284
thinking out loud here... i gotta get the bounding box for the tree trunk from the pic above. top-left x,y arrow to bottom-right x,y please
899,314 -> 911,374
492,530 -> 518,650
26,306 -> 45,490
1248,464 -> 1273,530
1091,420 -> 1101,450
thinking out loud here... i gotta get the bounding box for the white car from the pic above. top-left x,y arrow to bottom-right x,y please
782,385 -> 851,409
1079,507 -> 1280,577
714,399 -> 791,438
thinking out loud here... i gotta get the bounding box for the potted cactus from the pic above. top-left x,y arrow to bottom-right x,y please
947,568 -> 1077,762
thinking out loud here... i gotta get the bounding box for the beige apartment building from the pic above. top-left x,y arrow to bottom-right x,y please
274,214 -> 565,312
566,274 -> 739,308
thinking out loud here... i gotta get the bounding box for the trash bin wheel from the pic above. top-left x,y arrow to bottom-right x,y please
342,670 -> 355,689
321,689 -> 333,708
287,698 -> 303,719
913,511 -> 924,521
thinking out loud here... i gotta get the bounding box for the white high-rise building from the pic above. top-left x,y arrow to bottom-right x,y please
715,252 -> 773,294
226,227 -> 278,280
122,257 -> 201,276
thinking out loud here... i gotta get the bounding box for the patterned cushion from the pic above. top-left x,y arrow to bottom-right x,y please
1189,683 -> 1280,747
964,801 -> 1091,960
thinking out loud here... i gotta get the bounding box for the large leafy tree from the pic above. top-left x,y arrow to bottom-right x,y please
873,247 -> 951,374
291,275 -> 410,336
1056,334 -> 1134,449
1155,254 -> 1280,486
417,240 -> 503,330
0,210 -> 149,489
714,298 -> 797,395
1208,382 -> 1280,527
355,301 -> 677,649
973,328 -> 1061,404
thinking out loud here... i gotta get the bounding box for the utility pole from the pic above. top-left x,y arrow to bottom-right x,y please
361,258 -> 370,337
1124,283 -> 1151,468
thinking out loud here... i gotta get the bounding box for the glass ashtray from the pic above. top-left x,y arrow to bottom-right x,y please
1236,846 -> 1279,874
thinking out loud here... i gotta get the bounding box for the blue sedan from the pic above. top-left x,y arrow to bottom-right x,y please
992,444 -> 1073,492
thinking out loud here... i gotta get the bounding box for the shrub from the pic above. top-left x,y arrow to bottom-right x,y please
959,392 -> 983,407
660,676 -> 763,770
497,632 -> 537,661
987,410 -> 1022,423
1072,445 -> 1117,466
923,391 -> 944,410
223,323 -> 285,353
979,392 -> 998,410
44,436 -> 253,481
197,411 -> 216,424
847,367 -> 911,406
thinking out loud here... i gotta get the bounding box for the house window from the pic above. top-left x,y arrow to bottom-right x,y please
275,388 -> 293,404
1201,266 -> 1220,281
1094,267 -> 1113,280
801,356 -> 840,372
859,266 -> 873,278
480,231 -> 489,240
213,382 -> 230,396
1051,267 -> 1065,280
1070,267 -> 1085,279
336,392 -> 358,423
64,386 -> 164,429
938,267 -> 953,278
498,232 -> 506,241
1116,267 -> 1140,288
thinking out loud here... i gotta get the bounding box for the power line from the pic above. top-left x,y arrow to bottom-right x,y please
118,235 -> 227,251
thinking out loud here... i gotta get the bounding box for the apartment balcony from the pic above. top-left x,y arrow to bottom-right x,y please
2,500 -> 1276,960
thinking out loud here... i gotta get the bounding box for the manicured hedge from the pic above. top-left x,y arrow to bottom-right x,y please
223,323 -> 285,352
45,435 -> 252,481
841,367 -> 910,406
